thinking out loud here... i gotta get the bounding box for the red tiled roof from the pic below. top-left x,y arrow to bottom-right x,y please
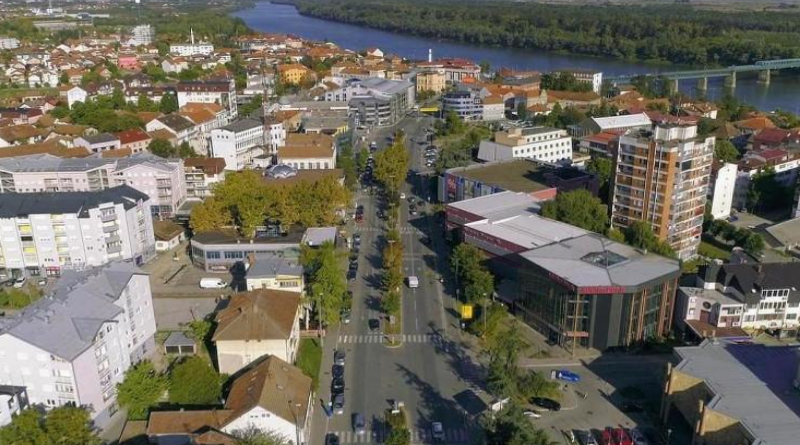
117,128 -> 151,145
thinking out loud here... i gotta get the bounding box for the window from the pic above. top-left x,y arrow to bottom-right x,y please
206,251 -> 220,259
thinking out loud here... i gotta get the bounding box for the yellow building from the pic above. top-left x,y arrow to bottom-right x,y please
416,70 -> 446,94
278,63 -> 313,85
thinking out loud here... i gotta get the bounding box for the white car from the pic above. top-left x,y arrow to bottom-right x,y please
630,428 -> 650,445
399,192 -> 406,199
523,410 -> 542,419
12,277 -> 26,288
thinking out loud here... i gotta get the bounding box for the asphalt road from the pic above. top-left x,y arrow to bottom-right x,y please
318,117 -> 485,445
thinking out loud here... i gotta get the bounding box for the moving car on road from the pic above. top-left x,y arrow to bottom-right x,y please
523,410 -> 541,419
353,413 -> 366,434
407,276 -> 419,288
368,318 -> 380,331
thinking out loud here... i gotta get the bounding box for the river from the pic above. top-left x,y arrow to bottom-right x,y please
234,1 -> 800,112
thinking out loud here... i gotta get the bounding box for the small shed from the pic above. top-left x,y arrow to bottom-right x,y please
154,220 -> 185,252
164,331 -> 196,355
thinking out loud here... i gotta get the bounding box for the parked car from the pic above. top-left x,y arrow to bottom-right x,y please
353,413 -> 366,434
531,397 -> 561,411
600,429 -> 614,445
341,310 -> 351,324
556,369 -> 581,383
12,277 -> 27,289
630,428 -> 650,445
332,364 -> 344,379
325,433 -> 340,445
431,422 -> 444,442
575,430 -> 599,445
331,376 -> 345,394
36,278 -> 47,287
523,410 -> 542,419
334,349 -> 346,366
333,393 -> 345,414
611,427 -> 633,445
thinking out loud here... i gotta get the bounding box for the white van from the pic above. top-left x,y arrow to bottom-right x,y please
407,276 -> 419,289
199,278 -> 227,289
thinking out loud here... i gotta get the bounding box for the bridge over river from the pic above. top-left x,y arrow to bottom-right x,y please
607,58 -> 800,93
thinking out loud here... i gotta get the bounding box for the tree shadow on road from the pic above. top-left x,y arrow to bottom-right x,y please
426,322 -> 487,392
395,363 -> 466,432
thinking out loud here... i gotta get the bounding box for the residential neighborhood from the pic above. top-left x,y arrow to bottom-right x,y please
0,1 -> 800,445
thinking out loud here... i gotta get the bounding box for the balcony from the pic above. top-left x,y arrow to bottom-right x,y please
105,235 -> 121,244
100,213 -> 117,223
107,244 -> 122,254
102,223 -> 119,233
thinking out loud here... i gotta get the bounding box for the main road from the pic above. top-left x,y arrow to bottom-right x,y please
313,116 -> 485,444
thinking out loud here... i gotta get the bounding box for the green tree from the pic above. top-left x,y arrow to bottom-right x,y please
190,196 -> 233,233
233,427 -> 292,445
516,102 -> 528,121
484,402 -> 555,445
385,428 -> 411,445
623,221 -> 675,257
137,94 -> 158,112
178,141 -> 196,158
0,406 -> 102,445
337,142 -> 358,190
239,94 -> 263,117
374,135 -> 409,197
714,140 -> 739,164
59,72 -> 69,85
586,157 -> 613,201
159,92 -> 178,114
148,138 -> 175,158
302,242 -> 347,327
539,189 -> 608,233
0,409 -> 49,445
517,371 -> 560,401
486,319 -> 527,398
381,291 -> 401,318
744,233 -> 765,256
749,167 -> 793,213
168,356 -> 222,405
116,361 -> 167,420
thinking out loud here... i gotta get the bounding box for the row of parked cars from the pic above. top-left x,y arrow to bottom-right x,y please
573,427 -> 650,445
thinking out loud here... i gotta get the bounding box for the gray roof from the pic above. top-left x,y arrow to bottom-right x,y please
220,118 -> 263,133
0,185 -> 149,218
675,340 -> 800,445
519,126 -> 563,136
164,331 -> 195,348
0,152 -> 177,174
448,191 -> 541,221
519,233 -> 680,290
301,227 -> 337,247
157,114 -> 195,132
701,262 -> 800,305
82,132 -> 119,144
0,262 -> 145,360
766,217 -> 800,248
359,77 -> 412,95
248,256 -> 302,279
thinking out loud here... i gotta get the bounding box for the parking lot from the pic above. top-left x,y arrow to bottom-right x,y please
521,353 -> 675,445
141,242 -> 235,298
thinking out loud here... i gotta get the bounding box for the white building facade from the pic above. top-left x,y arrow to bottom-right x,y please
0,186 -> 156,277
210,119 -> 265,171
0,262 -> 157,428
477,127 -> 573,164
709,163 -> 738,220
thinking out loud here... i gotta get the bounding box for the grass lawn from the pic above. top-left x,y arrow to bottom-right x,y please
296,338 -> 323,390
699,237 -> 732,260
0,286 -> 43,309
384,311 -> 403,346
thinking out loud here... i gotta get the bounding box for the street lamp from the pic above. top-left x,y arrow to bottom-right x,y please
666,428 -> 672,445
287,399 -> 302,445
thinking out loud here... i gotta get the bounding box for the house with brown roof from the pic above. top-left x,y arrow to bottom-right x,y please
0,124 -> 50,147
146,355 -> 312,445
116,128 -> 151,153
277,133 -> 336,170
184,157 -> 227,198
212,289 -> 302,375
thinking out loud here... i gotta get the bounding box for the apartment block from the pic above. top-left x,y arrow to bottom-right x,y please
612,121 -> 714,260
0,262 -> 156,428
477,127 -> 573,164
210,119 -> 265,171
176,79 -> 237,120
183,158 -> 226,199
0,153 -> 187,219
0,186 -> 155,277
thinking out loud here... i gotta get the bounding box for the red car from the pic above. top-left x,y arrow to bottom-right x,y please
601,429 -> 614,445
355,213 -> 364,223
612,427 -> 633,445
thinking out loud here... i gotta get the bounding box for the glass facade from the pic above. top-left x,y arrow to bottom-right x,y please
517,264 -> 674,351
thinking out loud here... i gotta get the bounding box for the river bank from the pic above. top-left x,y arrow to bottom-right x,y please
233,1 -> 800,111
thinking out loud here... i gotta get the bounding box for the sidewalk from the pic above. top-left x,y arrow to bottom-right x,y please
308,324 -> 340,444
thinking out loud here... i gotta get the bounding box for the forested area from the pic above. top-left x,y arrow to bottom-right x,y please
290,0 -> 800,66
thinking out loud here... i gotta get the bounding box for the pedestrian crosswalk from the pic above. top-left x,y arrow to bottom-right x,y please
337,333 -> 442,344
328,427 -> 469,444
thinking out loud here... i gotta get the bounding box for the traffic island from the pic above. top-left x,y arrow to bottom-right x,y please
384,313 -> 404,348
384,404 -> 411,445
